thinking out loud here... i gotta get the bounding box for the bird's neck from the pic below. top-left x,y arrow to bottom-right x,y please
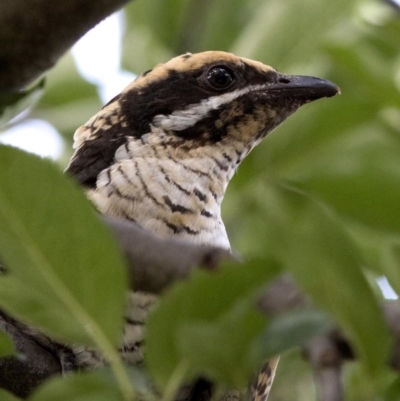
87,137 -> 245,250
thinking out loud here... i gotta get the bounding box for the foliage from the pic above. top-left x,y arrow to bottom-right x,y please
1,0 -> 400,400
0,331 -> 14,357
29,372 -> 126,401
0,389 -> 22,401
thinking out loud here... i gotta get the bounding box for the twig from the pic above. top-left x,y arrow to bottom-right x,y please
305,335 -> 344,401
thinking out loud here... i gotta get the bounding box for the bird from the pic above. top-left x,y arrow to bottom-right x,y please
65,50 -> 339,401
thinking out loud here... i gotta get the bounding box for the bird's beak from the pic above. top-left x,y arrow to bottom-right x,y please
270,74 -> 340,102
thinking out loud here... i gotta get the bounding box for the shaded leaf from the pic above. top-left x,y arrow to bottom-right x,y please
178,300 -> 266,387
146,259 -> 280,390
298,137 -> 400,234
0,330 -> 14,357
241,182 -> 390,375
29,372 -> 124,401
231,0 -> 354,67
0,389 -> 21,400
257,310 -> 332,358
0,145 -> 127,348
384,377 -> 400,401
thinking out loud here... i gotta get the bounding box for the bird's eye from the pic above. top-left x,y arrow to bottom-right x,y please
206,66 -> 235,90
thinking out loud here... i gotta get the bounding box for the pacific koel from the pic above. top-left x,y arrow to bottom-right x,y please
66,51 -> 339,401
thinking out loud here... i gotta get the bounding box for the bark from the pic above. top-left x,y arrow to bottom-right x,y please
0,0 -> 132,93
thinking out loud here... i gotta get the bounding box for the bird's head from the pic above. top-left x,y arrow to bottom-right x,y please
127,51 -> 339,145
67,51 -> 339,186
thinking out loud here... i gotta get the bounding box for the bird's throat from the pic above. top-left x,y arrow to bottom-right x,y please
87,142 -> 238,249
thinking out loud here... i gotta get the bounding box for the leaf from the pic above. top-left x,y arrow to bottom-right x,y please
146,259 -> 280,390
0,79 -> 45,128
231,0 -> 354,68
257,310 -> 332,358
0,330 -> 14,357
29,372 -> 125,401
384,377 -> 400,401
241,182 -> 390,375
178,300 -> 267,388
0,389 -> 21,400
125,0 -> 189,52
0,145 -> 127,348
298,136 -> 400,234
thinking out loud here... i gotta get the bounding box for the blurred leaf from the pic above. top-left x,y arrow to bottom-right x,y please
384,376 -> 400,401
125,0 -> 191,52
258,310 -> 332,358
345,361 -> 396,401
39,53 -> 98,108
326,44 -> 400,108
0,79 -> 45,128
380,241 -> 400,298
0,330 -> 14,357
125,366 -> 155,400
0,389 -> 21,400
0,145 -> 127,348
267,348 -> 315,401
32,53 -> 100,141
298,135 -> 400,234
146,259 -> 280,390
30,372 -> 124,401
241,182 -> 390,375
186,0 -> 253,52
178,300 -> 266,388
231,0 -> 354,67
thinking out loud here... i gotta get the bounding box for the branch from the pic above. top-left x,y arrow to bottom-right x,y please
0,313 -> 61,398
104,216 -> 234,293
0,0 -> 132,93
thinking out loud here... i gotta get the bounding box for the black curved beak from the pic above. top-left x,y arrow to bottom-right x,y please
271,74 -> 340,102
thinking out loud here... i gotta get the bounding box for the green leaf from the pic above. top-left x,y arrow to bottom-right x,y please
0,145 -> 127,348
0,389 -> 21,400
178,300 -> 266,388
384,377 -> 400,401
29,372 -> 124,401
0,330 -> 14,357
146,259 -> 280,390
0,79 -> 45,128
383,243 -> 400,297
125,0 -> 190,52
242,182 -> 390,375
231,0 -> 354,68
257,310 -> 332,358
298,135 -> 400,234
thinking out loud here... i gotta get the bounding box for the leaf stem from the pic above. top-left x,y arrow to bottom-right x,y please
90,325 -> 136,401
162,361 -> 188,401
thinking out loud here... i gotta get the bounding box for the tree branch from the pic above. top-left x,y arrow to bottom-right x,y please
0,0 -> 133,93
0,313 -> 61,398
104,217 -> 233,294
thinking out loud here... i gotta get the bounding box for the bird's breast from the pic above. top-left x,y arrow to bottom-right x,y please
87,148 -> 234,249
